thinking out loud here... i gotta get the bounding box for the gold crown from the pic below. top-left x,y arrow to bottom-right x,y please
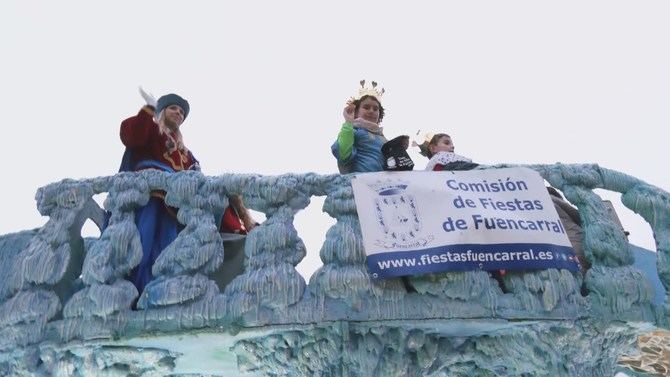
412,130 -> 435,157
348,80 -> 385,104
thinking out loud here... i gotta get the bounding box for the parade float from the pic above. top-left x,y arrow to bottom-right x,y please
0,163 -> 668,376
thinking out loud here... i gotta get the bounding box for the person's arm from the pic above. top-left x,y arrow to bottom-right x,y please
336,121 -> 355,162
334,103 -> 358,163
229,195 -> 257,231
120,106 -> 156,148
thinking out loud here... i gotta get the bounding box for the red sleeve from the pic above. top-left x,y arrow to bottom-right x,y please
220,206 -> 247,234
120,108 -> 156,148
433,164 -> 445,171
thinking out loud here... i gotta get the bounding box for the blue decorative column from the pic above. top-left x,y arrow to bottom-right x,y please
226,174 -> 308,322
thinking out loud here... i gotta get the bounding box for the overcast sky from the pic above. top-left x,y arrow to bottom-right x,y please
2,1 -> 668,278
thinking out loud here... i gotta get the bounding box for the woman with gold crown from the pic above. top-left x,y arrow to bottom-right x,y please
331,80 -> 388,173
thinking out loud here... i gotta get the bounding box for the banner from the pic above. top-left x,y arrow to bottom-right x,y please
351,168 -> 580,278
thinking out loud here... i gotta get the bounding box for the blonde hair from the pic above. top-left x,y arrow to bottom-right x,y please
155,110 -> 189,153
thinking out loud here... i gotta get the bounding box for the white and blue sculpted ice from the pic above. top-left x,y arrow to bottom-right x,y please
0,163 -> 668,376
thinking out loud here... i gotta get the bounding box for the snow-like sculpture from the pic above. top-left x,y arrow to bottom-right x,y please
0,164 -> 667,376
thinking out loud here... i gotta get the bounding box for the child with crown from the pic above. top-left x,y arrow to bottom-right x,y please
331,80 -> 388,173
415,132 -> 477,171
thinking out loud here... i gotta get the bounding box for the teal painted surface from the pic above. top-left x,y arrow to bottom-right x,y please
0,164 -> 668,376
631,244 -> 665,306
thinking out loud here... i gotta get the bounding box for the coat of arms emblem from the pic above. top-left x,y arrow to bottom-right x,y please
369,180 -> 421,243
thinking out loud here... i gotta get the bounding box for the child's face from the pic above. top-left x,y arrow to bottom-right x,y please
355,97 -> 381,123
429,136 -> 454,155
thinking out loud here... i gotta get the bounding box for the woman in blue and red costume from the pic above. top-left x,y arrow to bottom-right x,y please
331,80 -> 387,173
120,92 -> 255,294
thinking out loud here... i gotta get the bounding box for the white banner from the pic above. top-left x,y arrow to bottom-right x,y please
351,168 -> 579,278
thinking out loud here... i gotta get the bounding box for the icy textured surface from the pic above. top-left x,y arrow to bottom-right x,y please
0,164 -> 668,375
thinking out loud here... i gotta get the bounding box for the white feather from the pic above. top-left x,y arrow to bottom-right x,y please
138,86 -> 157,108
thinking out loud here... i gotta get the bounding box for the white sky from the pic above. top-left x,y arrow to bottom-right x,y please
1,1 -> 668,279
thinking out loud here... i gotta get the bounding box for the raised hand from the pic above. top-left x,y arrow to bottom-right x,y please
343,104 -> 355,123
